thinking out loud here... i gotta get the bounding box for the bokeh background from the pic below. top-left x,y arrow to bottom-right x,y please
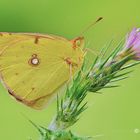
0,0 -> 140,140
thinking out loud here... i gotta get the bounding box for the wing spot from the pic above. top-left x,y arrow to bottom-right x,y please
34,36 -> 39,44
32,54 -> 37,57
32,87 -> 35,90
29,54 -> 40,66
31,58 -> 39,65
15,73 -> 19,75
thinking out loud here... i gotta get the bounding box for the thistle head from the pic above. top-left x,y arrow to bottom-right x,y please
124,28 -> 140,60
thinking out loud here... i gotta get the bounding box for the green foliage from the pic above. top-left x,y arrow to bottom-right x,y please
30,120 -> 91,140
49,40 -> 139,132
33,40 -> 140,139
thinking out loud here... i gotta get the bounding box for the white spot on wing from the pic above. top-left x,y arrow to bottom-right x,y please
31,58 -> 39,65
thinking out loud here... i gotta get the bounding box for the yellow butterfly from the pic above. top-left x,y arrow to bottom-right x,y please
0,18 -> 102,110
0,32 -> 85,109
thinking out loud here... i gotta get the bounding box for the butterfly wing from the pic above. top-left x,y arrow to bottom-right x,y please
0,33 -> 84,109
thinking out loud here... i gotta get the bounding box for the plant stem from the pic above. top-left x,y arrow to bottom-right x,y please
48,44 -> 137,132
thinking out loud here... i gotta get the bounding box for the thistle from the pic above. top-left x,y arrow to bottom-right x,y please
31,28 -> 140,140
121,28 -> 140,60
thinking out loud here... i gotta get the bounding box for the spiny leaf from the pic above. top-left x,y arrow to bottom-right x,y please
28,120 -> 44,136
121,61 -> 140,70
110,76 -> 128,82
100,39 -> 114,60
99,43 -> 124,69
113,70 -> 133,79
111,39 -> 124,59
104,85 -> 120,88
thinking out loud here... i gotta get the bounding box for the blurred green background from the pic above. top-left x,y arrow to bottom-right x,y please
0,0 -> 140,140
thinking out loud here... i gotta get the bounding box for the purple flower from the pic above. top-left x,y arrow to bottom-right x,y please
125,28 -> 140,60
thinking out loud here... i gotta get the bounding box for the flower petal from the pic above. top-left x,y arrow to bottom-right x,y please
125,28 -> 137,48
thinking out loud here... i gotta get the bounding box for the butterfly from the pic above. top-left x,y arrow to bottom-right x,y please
0,32 -> 85,109
0,17 -> 102,110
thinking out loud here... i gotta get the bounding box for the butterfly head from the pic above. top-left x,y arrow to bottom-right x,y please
62,37 -> 85,71
71,37 -> 85,49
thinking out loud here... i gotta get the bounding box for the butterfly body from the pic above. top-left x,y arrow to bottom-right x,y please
0,32 -> 84,109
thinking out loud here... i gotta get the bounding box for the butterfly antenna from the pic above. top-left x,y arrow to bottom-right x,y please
79,17 -> 103,36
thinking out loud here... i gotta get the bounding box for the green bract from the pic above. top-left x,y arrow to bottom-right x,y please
31,32 -> 140,140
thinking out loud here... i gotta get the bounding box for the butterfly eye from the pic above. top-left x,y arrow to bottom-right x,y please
72,37 -> 84,49
75,40 -> 81,47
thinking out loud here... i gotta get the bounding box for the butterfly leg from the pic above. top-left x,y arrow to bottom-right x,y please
69,64 -> 73,81
83,48 -> 100,56
64,57 -> 73,80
